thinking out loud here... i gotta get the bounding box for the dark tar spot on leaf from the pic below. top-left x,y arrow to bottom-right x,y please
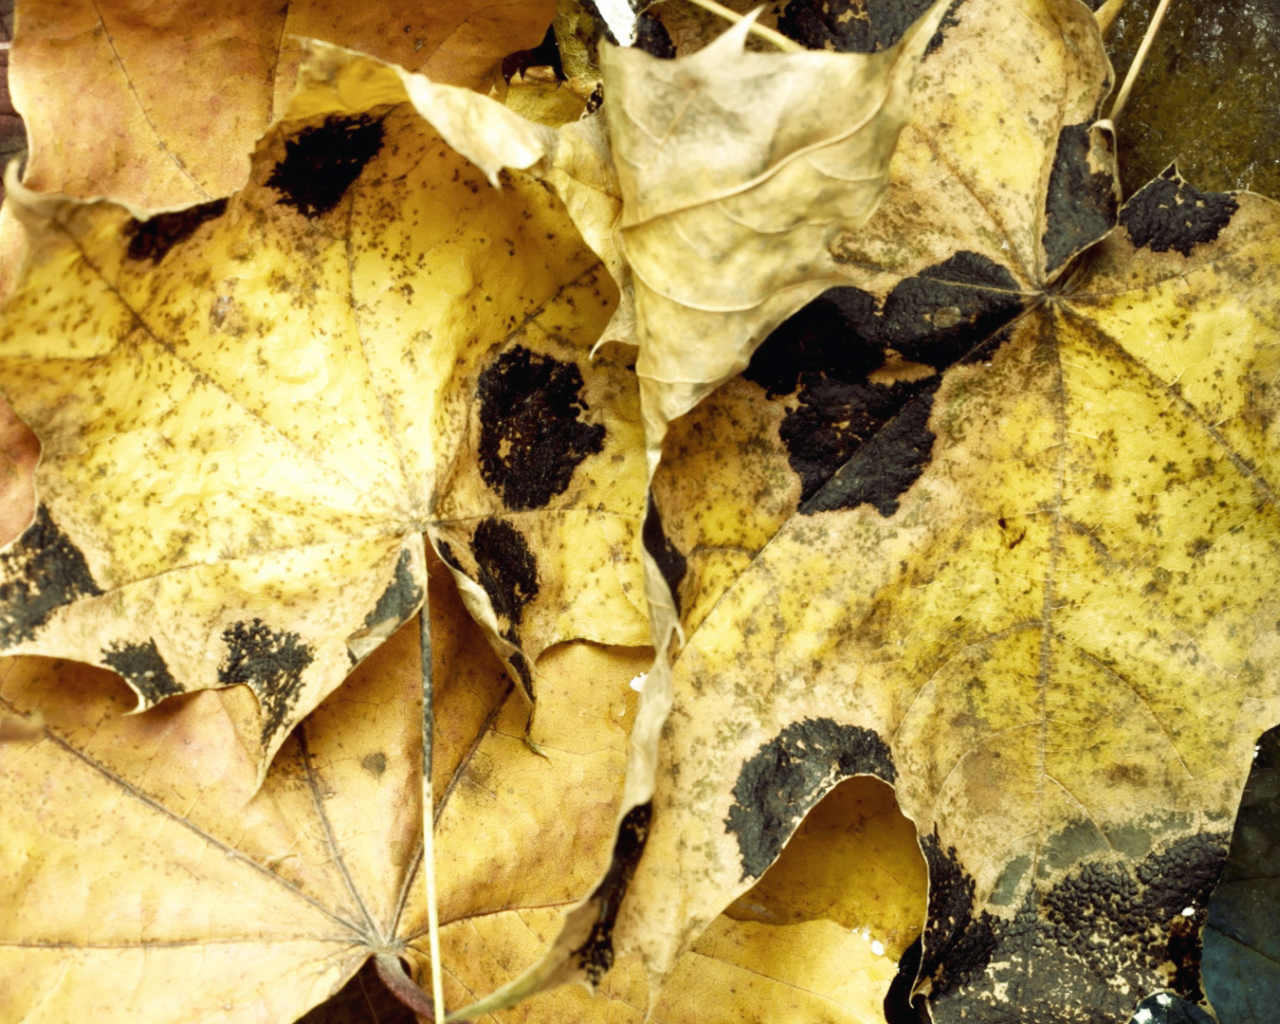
633,14 -> 676,59
363,549 -> 423,631
725,718 -> 895,880
575,801 -> 651,985
218,618 -> 315,746
1120,166 -> 1239,258
779,0 -> 937,52
642,495 -> 687,615
747,253 -> 1024,518
472,518 -> 539,692
743,287 -> 884,398
799,381 -> 941,516
102,638 -> 182,705
361,751 -> 388,777
924,827 -> 1231,1022
925,0 -> 966,57
266,115 -> 385,218
877,251 -> 1024,370
477,345 -> 606,511
1042,123 -> 1120,276
125,198 -> 228,263
435,539 -> 464,573
918,829 -> 998,999
0,505 -> 104,646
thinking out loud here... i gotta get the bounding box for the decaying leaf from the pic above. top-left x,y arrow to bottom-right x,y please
0,42 -> 646,771
597,0 -> 1280,1020
0,545 -> 649,1022
604,3 -> 950,444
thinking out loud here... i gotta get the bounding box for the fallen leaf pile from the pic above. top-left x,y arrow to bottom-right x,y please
1,0 -> 1277,1022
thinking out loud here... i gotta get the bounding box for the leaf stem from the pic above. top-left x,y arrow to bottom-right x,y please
679,0 -> 804,53
1093,0 -> 1128,37
1108,0 -> 1173,124
420,603 -> 447,1022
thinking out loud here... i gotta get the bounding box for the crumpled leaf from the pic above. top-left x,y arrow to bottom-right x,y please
0,42 -> 646,772
0,546 -> 648,1023
604,4 -> 950,446
601,0 -> 1280,1020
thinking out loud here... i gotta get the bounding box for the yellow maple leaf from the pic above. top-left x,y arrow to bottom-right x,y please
601,0 -> 1280,1020
0,44 -> 646,772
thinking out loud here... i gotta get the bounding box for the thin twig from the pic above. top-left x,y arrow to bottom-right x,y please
1108,0 -> 1173,123
420,604 -> 447,1021
681,0 -> 803,53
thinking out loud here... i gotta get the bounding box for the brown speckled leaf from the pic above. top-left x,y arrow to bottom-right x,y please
0,44 -> 646,772
591,1 -> 1280,1021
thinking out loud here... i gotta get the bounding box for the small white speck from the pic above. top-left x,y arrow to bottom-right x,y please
871,939 -> 886,956
1157,993 -> 1173,1007
1134,1009 -> 1153,1024
629,673 -> 647,693
1181,906 -> 1195,917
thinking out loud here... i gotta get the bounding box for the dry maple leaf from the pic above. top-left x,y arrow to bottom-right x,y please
0,43 -> 646,774
592,0 -> 1280,1021
0,549 -> 650,1023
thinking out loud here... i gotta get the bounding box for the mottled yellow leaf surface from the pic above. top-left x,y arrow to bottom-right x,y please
0,44 -> 646,771
0,549 -> 649,1023
599,1 -> 1280,1021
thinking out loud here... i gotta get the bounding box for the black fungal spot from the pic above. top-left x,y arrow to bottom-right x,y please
778,0 -> 937,51
477,346 -> 606,510
0,505 -> 104,646
725,718 -> 895,880
633,13 -> 676,59
574,802 -> 651,984
1042,123 -> 1119,275
218,619 -> 315,745
507,648 -> 533,690
1120,167 -> 1239,258
472,518 -> 539,636
743,287 -> 884,398
918,830 -> 999,998
921,829 -> 1231,1023
125,198 -> 228,263
875,252 -> 1024,370
102,639 -> 182,705
747,252 -> 1024,518
435,540 -> 464,573
642,495 -> 687,615
361,752 -> 388,777
792,377 -> 941,516
364,549 -> 423,631
266,115 -> 385,218
925,0 -> 966,56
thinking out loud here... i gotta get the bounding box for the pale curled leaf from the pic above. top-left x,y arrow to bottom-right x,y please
0,44 -> 646,772
604,3 -> 951,450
